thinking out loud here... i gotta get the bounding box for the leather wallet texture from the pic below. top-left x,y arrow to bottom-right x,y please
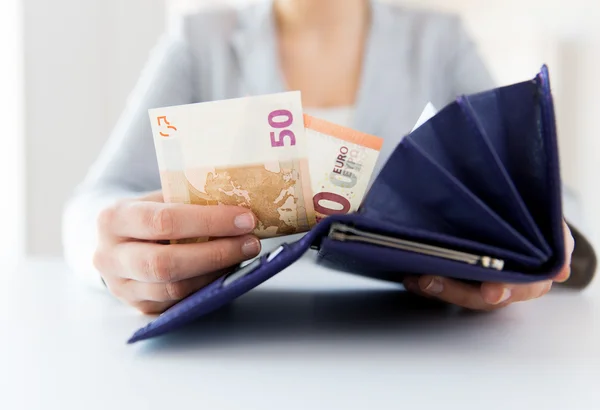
128,65 -> 565,344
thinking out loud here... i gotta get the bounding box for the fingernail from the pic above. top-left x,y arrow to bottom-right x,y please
241,237 -> 261,257
555,267 -> 571,283
234,213 -> 256,231
494,288 -> 512,305
424,277 -> 444,294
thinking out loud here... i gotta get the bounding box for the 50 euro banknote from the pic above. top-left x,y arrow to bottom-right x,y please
149,92 -> 383,243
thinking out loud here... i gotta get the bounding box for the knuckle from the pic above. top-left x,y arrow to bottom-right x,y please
109,282 -> 127,301
195,208 -> 214,236
144,249 -> 174,282
206,243 -> 230,270
92,249 -> 107,272
458,296 -> 478,311
450,291 -> 484,311
93,246 -> 116,277
150,207 -> 176,237
97,205 -> 117,233
164,282 -> 188,301
103,277 -> 127,301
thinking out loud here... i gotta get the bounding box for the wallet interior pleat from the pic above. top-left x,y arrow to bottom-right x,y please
359,136 -> 545,260
461,82 -> 555,252
407,100 -> 550,258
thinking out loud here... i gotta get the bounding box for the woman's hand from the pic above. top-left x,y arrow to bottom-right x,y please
92,191 -> 261,314
403,221 -> 575,311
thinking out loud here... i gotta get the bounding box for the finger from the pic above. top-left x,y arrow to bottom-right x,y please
417,276 -> 498,311
553,263 -> 572,284
554,221 -> 575,283
101,271 -> 222,311
131,301 -> 175,315
112,235 -> 261,283
127,272 -> 223,304
403,277 -> 437,299
99,200 -> 258,240
100,274 -> 130,302
481,280 -> 553,305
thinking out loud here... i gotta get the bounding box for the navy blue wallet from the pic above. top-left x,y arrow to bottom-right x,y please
128,65 -> 566,344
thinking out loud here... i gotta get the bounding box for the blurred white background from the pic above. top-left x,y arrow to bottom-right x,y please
1,0 -> 25,263
1,0 -> 598,262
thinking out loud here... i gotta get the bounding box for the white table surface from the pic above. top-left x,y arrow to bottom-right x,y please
1,253 -> 599,410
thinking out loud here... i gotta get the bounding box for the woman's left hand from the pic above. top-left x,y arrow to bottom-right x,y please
402,220 -> 575,311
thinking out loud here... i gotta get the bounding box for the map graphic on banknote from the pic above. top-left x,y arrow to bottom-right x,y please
159,158 -> 313,240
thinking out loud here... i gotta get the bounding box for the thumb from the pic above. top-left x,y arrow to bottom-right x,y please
554,220 -> 575,283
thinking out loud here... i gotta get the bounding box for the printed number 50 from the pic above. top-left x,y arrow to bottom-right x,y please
269,109 -> 296,147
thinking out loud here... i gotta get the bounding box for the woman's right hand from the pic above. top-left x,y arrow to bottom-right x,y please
92,191 -> 261,314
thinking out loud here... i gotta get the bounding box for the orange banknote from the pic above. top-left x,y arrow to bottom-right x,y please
304,114 -> 383,222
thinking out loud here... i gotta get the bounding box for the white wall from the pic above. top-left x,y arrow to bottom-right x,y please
23,0 -> 166,256
0,0 -> 26,264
